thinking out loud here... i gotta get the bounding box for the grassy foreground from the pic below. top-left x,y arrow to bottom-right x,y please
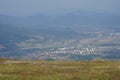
0,59 -> 120,80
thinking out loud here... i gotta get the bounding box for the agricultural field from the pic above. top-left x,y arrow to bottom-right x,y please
0,59 -> 120,80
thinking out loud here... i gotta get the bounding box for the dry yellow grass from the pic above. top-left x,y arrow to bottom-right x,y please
0,59 -> 120,80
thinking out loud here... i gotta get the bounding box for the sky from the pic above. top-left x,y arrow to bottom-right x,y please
0,0 -> 120,16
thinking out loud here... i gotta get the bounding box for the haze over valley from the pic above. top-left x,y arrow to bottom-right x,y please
0,0 -> 120,60
0,10 -> 120,60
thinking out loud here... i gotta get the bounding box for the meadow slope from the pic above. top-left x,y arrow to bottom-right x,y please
0,59 -> 120,80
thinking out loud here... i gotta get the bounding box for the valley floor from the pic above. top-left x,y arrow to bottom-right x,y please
0,59 -> 120,80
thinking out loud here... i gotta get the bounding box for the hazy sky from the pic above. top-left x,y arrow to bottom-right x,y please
0,0 -> 120,16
